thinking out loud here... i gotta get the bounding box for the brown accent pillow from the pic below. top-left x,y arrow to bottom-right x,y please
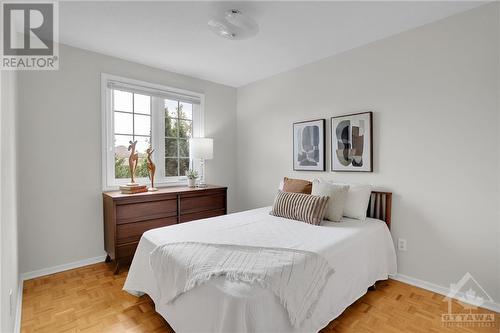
270,190 -> 329,225
282,177 -> 312,194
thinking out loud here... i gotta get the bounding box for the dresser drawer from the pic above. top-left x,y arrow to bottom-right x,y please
180,208 -> 226,223
116,199 -> 177,224
180,193 -> 225,215
116,217 -> 177,244
116,242 -> 139,259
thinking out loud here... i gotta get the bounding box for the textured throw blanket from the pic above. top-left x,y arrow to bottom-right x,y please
150,242 -> 334,328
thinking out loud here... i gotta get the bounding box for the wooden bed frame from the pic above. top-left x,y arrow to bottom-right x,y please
366,191 -> 392,228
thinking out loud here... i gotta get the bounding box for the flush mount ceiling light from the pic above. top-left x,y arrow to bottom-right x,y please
208,9 -> 259,40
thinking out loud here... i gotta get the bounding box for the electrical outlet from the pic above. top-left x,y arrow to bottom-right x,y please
398,238 -> 407,251
9,289 -> 13,316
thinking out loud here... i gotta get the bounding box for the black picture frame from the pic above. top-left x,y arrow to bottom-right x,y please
331,111 -> 373,172
293,119 -> 326,171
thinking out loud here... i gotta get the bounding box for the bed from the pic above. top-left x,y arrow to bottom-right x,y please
124,191 -> 397,333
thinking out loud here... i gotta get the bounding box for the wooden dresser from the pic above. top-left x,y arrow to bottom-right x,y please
103,185 -> 227,273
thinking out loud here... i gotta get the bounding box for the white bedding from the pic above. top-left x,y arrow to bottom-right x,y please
124,207 -> 397,333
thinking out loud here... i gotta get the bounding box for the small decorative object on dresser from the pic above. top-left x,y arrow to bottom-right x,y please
146,147 -> 157,191
331,112 -> 373,172
120,140 -> 147,194
127,140 -> 139,185
293,119 -> 326,171
103,185 -> 227,274
119,184 -> 147,194
186,169 -> 199,187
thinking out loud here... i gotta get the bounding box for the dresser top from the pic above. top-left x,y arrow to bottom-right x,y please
103,184 -> 227,199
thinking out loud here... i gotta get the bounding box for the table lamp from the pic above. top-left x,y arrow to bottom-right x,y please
189,137 -> 213,187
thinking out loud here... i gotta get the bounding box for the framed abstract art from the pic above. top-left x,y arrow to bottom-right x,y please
293,119 -> 325,171
331,112 -> 373,172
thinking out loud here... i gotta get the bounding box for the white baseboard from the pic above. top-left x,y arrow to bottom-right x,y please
391,273 -> 500,313
20,255 -> 107,281
13,279 -> 23,333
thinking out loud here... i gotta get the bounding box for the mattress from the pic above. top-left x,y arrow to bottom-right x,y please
123,207 -> 397,333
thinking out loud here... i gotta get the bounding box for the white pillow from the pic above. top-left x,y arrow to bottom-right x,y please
333,183 -> 372,220
311,179 -> 349,222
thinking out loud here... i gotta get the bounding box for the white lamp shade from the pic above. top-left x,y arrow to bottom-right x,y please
189,138 -> 213,160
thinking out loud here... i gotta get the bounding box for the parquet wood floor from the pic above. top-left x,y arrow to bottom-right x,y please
21,262 -> 498,333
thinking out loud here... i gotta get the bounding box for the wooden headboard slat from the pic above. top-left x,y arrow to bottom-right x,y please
367,191 -> 392,228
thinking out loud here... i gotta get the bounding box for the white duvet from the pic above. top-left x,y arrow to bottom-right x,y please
124,207 -> 397,333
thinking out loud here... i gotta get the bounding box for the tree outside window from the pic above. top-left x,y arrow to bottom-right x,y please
164,100 -> 193,177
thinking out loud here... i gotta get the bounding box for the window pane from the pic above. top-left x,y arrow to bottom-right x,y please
113,90 -> 132,112
165,158 -> 178,177
115,158 -> 131,179
179,102 -> 192,120
114,135 -> 133,179
165,118 -> 178,137
114,135 -> 133,154
165,138 -> 178,157
136,157 -> 149,178
178,119 -> 192,139
134,136 -> 151,155
134,93 -> 151,114
179,139 -> 189,157
134,114 -> 151,136
114,111 -> 133,134
165,99 -> 178,118
179,158 -> 190,176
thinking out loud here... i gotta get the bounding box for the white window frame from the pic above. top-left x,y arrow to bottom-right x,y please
101,73 -> 205,190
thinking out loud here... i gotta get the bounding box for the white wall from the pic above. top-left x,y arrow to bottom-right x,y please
237,3 -> 500,302
17,44 -> 237,274
497,0 -> 500,309
1,71 -> 19,333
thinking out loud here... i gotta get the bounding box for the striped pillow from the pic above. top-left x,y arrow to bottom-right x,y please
270,190 -> 329,225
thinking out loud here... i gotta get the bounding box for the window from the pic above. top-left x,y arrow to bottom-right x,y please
102,74 -> 204,189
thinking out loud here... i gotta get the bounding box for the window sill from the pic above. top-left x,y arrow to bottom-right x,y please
103,179 -> 189,192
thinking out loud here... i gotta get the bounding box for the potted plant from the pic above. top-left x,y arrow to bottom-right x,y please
186,169 -> 199,188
